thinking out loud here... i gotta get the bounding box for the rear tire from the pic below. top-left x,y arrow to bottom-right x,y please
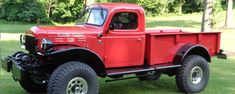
48,61 -> 99,94
176,55 -> 209,93
19,71 -> 47,93
136,70 -> 161,81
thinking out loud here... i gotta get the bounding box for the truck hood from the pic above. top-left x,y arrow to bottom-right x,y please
29,25 -> 102,38
28,25 -> 102,50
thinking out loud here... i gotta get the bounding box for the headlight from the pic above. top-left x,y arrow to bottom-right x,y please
41,38 -> 53,51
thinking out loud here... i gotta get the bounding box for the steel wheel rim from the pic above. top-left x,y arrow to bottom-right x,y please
66,77 -> 88,94
190,66 -> 203,84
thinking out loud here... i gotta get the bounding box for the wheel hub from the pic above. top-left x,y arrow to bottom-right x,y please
190,66 -> 203,84
66,77 -> 88,94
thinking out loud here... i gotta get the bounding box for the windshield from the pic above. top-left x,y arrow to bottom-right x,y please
77,8 -> 108,26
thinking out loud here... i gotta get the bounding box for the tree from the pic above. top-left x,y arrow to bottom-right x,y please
138,0 -> 172,16
183,0 -> 204,13
174,0 -> 185,14
201,0 -> 214,32
224,0 -> 233,28
0,0 -> 48,23
50,0 -> 84,23
45,0 -> 57,18
85,0 -> 95,6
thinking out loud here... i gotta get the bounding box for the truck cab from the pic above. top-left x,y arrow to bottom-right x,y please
1,3 -> 224,94
102,3 -> 146,68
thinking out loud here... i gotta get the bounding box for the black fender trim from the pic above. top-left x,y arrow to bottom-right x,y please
173,44 -> 211,64
44,47 -> 106,77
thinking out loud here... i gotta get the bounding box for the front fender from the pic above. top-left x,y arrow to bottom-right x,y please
44,47 -> 106,77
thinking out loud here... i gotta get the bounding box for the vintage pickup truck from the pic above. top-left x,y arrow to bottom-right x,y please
1,3 -> 224,94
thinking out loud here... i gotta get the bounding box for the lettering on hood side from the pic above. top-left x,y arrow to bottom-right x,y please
57,33 -> 86,42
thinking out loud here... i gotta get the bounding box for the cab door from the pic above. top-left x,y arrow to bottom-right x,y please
104,11 -> 145,68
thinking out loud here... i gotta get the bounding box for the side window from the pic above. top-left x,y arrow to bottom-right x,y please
111,12 -> 138,30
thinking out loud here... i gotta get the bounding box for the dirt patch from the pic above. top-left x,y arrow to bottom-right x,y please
224,50 -> 235,57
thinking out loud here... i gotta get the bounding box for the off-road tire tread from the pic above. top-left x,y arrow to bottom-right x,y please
176,55 -> 209,93
47,61 -> 99,94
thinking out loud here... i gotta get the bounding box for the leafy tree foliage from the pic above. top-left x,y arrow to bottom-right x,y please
0,0 -> 84,23
182,0 -> 204,13
169,0 -> 185,14
50,0 -> 84,23
212,0 -> 224,27
137,0 -> 173,16
0,0 -> 48,23
19,0 -> 48,23
0,0 -> 228,23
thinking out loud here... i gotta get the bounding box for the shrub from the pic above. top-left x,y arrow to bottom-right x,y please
18,0 -> 49,23
0,0 -> 49,23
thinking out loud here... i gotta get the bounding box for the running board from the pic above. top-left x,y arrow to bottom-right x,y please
106,73 -> 149,82
106,64 -> 181,76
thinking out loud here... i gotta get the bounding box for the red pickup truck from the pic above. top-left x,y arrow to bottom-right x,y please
2,3 -> 224,94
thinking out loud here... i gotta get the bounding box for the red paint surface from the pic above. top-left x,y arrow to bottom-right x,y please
145,31 -> 220,65
26,3 -> 221,68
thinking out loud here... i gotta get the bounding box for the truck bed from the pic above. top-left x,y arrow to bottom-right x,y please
145,29 -> 221,65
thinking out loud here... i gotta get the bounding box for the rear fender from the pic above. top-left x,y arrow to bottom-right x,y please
173,44 -> 211,64
44,47 -> 106,77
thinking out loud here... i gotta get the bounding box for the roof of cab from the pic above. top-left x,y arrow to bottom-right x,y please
91,3 -> 144,12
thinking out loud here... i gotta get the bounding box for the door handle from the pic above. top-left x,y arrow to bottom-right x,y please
137,38 -> 142,41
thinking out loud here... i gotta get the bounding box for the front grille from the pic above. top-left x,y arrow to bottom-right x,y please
25,35 -> 37,54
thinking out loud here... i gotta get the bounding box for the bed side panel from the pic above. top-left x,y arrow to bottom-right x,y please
146,32 -> 220,65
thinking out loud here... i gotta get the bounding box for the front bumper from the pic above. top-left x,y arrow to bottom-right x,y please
1,56 -> 22,81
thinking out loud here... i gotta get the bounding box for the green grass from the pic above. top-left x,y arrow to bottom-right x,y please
0,23 -> 53,33
0,23 -> 35,33
146,13 -> 202,29
1,55 -> 235,94
0,41 -> 24,58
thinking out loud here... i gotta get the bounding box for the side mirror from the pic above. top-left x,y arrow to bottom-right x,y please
109,23 -> 115,31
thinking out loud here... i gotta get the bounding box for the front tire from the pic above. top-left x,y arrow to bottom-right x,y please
48,61 -> 99,94
176,55 -> 209,93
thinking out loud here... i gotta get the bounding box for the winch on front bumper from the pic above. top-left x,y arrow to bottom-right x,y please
1,52 -> 39,81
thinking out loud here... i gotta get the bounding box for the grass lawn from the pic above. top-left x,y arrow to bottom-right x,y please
1,11 -> 235,94
0,58 -> 235,94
